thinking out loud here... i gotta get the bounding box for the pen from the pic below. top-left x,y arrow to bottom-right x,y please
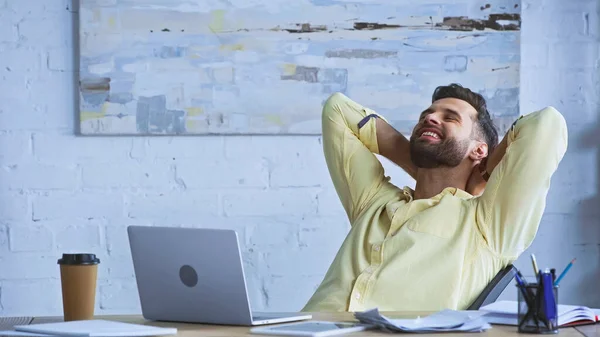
515,271 -> 534,306
554,258 -> 576,286
541,269 -> 557,330
531,254 -> 540,276
515,270 -> 539,327
550,268 -> 556,283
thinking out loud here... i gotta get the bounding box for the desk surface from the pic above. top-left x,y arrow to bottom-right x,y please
27,312 -> 597,337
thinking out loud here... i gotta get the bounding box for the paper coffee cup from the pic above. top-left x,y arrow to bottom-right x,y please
57,253 -> 100,321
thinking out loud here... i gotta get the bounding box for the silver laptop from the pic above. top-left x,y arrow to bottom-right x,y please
127,225 -> 312,326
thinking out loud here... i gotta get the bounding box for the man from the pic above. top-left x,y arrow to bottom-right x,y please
302,84 -> 568,312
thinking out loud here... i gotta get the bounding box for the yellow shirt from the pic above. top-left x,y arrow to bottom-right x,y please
302,92 -> 568,312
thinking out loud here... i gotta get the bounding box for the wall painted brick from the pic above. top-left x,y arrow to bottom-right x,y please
0,0 -> 598,317
0,11 -> 18,42
145,137 -> 225,161
298,217 -> 349,251
316,189 -> 347,216
247,220 -> 299,248
223,189 -> 318,217
1,48 -> 43,72
8,225 -> 54,252
0,132 -> 31,162
126,192 -> 219,220
33,193 -> 124,221
5,0 -> 70,18
18,17 -> 71,48
105,225 -> 134,257
99,280 -> 141,313
33,134 -> 131,164
26,73 -> 76,130
175,159 -> 269,189
0,255 -> 59,280
98,255 -> 136,280
0,97 -> 69,133
0,193 -> 29,221
0,225 -> 8,255
82,162 -> 174,189
0,280 -> 63,316
494,0 -> 600,308
263,275 -> 323,310
270,154 -> 329,188
55,223 -> 103,252
1,164 -> 79,190
47,47 -> 75,72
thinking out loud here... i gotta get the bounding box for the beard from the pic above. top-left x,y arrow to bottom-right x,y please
409,135 -> 470,169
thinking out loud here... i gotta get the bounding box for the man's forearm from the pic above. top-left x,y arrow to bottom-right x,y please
485,132 -> 508,176
375,118 -> 418,179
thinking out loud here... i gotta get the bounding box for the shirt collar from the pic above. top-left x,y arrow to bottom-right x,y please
401,186 -> 473,202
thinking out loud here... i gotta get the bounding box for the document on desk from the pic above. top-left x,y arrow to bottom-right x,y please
10,319 -> 177,337
0,331 -> 52,336
355,308 -> 492,333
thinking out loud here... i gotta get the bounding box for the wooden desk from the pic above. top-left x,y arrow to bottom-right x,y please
24,312 -> 596,337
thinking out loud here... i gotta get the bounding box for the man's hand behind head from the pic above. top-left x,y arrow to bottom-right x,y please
466,159 -> 488,196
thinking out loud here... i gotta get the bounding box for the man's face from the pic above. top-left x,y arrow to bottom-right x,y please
409,98 -> 479,169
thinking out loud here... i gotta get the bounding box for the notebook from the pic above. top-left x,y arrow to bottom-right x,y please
480,301 -> 600,327
12,319 -> 177,337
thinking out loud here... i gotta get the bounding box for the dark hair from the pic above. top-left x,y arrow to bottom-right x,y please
431,83 -> 499,154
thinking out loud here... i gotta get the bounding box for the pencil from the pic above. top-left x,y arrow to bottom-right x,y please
531,253 -> 540,276
554,258 -> 576,286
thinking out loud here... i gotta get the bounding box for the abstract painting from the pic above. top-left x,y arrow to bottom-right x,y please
79,0 -> 521,135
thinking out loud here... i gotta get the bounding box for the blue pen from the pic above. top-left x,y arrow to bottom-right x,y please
515,270 -> 540,327
554,258 -> 576,286
515,271 -> 533,303
541,269 -> 557,330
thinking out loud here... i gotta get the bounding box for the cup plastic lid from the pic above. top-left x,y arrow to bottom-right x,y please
57,253 -> 100,265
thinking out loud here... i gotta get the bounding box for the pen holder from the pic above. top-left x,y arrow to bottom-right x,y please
517,283 -> 559,334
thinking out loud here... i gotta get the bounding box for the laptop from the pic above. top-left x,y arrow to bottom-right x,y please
127,225 -> 313,326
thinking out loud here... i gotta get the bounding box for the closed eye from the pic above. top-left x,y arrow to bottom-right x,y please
444,109 -> 462,123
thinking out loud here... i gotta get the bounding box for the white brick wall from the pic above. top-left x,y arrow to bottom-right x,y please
0,0 -> 599,317
496,0 -> 600,307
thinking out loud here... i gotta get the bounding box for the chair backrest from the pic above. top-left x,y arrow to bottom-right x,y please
467,264 -> 517,310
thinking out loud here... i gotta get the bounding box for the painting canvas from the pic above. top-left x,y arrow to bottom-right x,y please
79,0 -> 521,135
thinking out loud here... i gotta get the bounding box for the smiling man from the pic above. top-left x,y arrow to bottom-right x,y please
302,84 -> 568,312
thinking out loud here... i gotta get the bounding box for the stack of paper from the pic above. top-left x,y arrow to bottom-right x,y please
0,319 -> 177,337
355,308 -> 492,333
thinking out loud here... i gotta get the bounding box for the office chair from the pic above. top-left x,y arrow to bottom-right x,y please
466,264 -> 517,310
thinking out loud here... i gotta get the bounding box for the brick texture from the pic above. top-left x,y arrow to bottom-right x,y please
494,0 -> 600,308
0,0 -> 599,317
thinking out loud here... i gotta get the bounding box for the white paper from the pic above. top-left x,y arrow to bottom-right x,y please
14,320 -> 177,337
354,308 -> 491,333
0,331 -> 52,337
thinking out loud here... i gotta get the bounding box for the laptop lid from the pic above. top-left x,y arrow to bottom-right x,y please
127,225 -> 254,325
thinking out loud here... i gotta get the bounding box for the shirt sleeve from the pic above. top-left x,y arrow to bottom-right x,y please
475,106 -> 568,258
321,92 -> 389,223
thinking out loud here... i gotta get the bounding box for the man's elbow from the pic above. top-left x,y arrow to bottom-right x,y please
538,106 -> 568,154
322,92 -> 348,118
518,106 -> 568,152
539,106 -> 567,136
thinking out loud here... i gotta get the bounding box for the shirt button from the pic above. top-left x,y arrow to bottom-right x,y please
373,244 -> 380,251
365,267 -> 373,273
355,293 -> 361,300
